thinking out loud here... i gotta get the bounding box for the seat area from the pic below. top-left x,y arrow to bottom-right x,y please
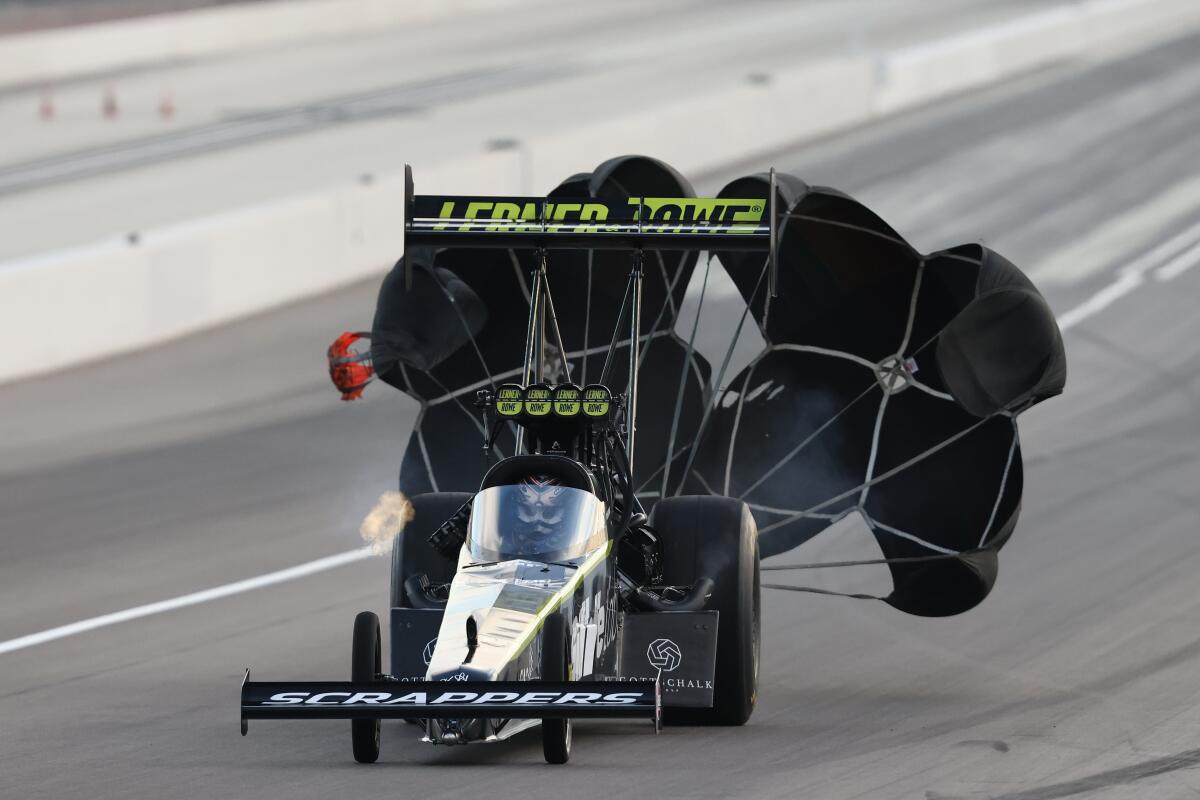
479,454 -> 597,494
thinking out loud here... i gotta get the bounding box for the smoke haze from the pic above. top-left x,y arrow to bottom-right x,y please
359,491 -> 414,555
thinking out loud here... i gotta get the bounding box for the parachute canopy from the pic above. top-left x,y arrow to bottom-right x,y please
369,157 -> 1065,617
693,175 -> 1065,615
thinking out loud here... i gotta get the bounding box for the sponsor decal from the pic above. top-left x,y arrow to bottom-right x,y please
572,589 -> 603,677
616,611 -> 717,706
523,384 -> 552,416
552,385 -> 581,417
494,384 -> 523,417
582,384 -> 612,418
428,198 -> 764,235
632,198 -> 764,234
432,200 -> 613,234
422,637 -> 438,666
604,676 -> 715,690
260,690 -> 647,706
646,638 -> 682,672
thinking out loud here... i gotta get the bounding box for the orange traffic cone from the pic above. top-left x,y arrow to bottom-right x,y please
102,86 -> 118,119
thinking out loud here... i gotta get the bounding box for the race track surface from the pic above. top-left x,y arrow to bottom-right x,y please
2,32 -> 1200,800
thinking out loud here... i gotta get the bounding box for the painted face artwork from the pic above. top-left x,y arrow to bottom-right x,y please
515,477 -> 566,539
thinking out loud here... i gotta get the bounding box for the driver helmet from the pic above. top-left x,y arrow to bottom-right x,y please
326,331 -> 375,400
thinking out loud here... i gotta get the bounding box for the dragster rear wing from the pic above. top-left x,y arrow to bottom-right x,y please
240,672 -> 662,733
402,164 -> 782,296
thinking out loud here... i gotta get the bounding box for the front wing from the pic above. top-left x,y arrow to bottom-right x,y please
240,674 -> 660,733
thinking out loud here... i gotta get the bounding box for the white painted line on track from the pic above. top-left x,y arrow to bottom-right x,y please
1032,173 -> 1200,284
4,215 -> 1200,657
1057,270 -> 1143,331
1154,239 -> 1200,281
0,546 -> 373,655
1117,219 -> 1200,277
1057,217 -> 1200,330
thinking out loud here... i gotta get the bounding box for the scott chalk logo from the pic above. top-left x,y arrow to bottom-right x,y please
646,638 -> 682,672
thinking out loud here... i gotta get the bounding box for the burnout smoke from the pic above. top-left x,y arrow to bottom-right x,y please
360,491 -> 414,555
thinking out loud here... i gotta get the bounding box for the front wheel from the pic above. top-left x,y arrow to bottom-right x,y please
541,612 -> 572,764
351,611 -> 382,763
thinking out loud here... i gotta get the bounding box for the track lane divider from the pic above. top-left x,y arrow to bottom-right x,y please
1057,217 -> 1200,330
1154,240 -> 1200,282
0,546 -> 373,655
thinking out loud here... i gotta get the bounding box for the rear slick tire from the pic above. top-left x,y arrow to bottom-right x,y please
351,611 -> 382,763
541,612 -> 572,764
390,492 -> 472,608
651,496 -> 760,725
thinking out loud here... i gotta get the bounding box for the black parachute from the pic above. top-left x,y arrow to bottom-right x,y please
366,157 -> 1065,616
684,173 -> 1065,616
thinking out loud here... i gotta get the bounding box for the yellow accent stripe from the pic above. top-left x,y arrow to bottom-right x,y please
500,541 -> 612,667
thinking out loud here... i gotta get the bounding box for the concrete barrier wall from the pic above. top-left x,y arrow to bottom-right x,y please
874,6 -> 1083,115
0,0 -> 524,90
0,149 -> 527,380
524,58 -> 877,193
2,0 -> 1198,384
874,0 -> 1200,114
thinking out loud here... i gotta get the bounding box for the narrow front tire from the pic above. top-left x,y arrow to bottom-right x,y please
351,611 -> 382,763
541,612 -> 572,764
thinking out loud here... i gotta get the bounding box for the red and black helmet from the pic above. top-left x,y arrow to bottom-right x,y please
326,331 -> 375,401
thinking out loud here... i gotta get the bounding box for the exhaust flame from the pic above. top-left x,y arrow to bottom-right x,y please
360,491 -> 414,555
